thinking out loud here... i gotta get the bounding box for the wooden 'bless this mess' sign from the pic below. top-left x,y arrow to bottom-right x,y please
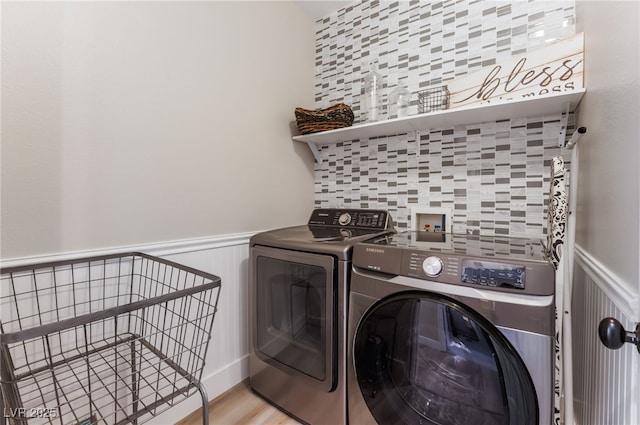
448,33 -> 584,108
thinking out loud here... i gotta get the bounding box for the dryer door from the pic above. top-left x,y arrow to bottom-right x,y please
352,292 -> 538,425
251,245 -> 336,392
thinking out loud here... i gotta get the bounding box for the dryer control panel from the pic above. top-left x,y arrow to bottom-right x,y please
308,209 -> 390,229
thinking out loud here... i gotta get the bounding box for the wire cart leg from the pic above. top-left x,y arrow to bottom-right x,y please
197,383 -> 209,425
130,340 -> 138,425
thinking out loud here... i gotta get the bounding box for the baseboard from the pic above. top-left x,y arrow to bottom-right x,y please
574,244 -> 639,321
201,355 -> 251,400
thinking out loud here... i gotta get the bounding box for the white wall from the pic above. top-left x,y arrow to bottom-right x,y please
1,1 -> 316,260
572,1 -> 639,424
574,0 -> 639,301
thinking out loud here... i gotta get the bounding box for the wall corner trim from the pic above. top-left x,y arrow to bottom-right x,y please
574,244 -> 639,321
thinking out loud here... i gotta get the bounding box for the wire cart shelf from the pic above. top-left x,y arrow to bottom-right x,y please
1,252 -> 221,425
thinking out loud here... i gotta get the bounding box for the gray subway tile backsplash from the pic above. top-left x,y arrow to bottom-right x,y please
312,0 -> 576,238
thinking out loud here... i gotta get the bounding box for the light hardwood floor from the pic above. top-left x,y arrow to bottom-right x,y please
177,380 -> 303,425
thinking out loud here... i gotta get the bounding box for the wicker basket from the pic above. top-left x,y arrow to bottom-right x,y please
295,103 -> 354,134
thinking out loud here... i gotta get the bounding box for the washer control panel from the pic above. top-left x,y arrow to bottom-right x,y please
308,209 -> 390,229
461,259 -> 525,289
406,253 -> 525,289
353,232 -> 555,296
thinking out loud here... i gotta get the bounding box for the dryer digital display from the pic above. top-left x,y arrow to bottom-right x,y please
461,259 -> 525,289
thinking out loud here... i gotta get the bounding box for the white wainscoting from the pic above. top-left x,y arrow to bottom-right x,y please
572,245 -> 639,425
1,233 -> 256,424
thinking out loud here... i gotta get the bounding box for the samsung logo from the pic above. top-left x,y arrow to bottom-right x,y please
365,247 -> 385,254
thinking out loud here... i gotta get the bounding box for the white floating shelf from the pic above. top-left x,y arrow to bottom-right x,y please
293,89 -> 585,161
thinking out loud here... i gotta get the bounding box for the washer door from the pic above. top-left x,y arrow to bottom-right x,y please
352,292 -> 538,425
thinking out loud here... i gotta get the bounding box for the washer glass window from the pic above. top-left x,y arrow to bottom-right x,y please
353,293 -> 538,425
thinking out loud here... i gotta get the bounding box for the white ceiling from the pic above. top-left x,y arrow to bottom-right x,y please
294,0 -> 353,20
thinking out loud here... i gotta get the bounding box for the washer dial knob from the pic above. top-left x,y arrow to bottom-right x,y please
338,213 -> 352,226
422,256 -> 444,277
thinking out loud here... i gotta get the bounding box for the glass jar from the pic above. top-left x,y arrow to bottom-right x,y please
362,62 -> 384,122
388,80 -> 412,119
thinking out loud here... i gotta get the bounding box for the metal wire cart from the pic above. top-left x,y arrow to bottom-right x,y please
1,252 -> 221,425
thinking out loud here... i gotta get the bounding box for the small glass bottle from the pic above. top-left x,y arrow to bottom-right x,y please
362,62 -> 384,122
388,79 -> 412,119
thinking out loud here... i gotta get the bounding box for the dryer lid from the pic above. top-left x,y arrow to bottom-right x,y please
250,209 -> 395,260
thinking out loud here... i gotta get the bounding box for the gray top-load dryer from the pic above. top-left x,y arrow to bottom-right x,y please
249,209 -> 394,425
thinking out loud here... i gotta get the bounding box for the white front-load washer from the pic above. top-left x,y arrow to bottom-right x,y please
347,232 -> 555,425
